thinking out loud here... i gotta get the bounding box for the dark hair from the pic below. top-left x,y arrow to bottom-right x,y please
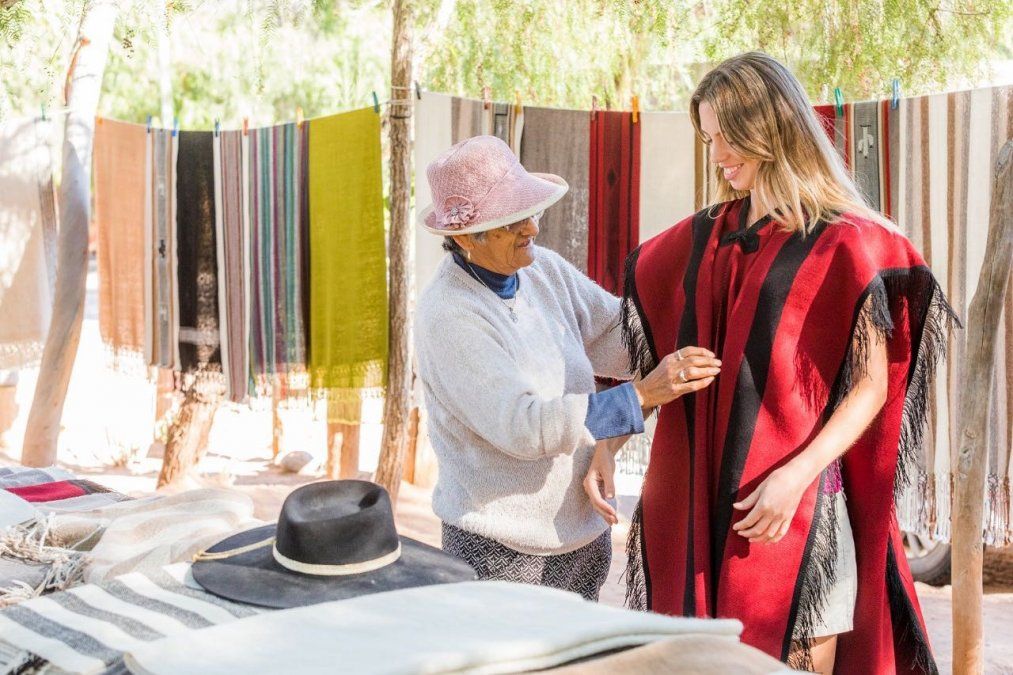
442,236 -> 463,254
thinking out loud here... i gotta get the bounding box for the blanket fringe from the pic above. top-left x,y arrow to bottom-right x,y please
787,475 -> 839,669
623,499 -> 648,611
620,246 -> 659,380
0,516 -> 88,608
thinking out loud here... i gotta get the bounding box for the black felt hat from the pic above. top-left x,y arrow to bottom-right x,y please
191,480 -> 476,609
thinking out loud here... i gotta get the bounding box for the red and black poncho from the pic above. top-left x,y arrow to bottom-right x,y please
621,197 -> 956,673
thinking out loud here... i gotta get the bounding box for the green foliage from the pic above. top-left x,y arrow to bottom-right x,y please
0,0 -> 1009,126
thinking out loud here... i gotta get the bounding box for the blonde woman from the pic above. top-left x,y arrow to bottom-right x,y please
611,52 -> 954,673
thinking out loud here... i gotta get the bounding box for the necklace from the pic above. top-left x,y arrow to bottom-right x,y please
464,262 -> 519,323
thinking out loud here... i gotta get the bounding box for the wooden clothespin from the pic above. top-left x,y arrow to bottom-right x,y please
834,87 -> 844,118
414,80 -> 422,100
296,106 -> 304,128
514,90 -> 522,116
591,95 -> 599,121
146,114 -> 153,134
40,104 -> 47,122
372,91 -> 380,114
631,95 -> 640,124
242,117 -> 249,136
891,79 -> 900,110
213,118 -> 221,137
482,86 -> 491,110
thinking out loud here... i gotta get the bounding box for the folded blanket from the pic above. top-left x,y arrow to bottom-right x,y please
0,563 -> 262,674
0,466 -> 75,489
0,490 -> 38,529
78,488 -> 256,584
124,581 -> 742,675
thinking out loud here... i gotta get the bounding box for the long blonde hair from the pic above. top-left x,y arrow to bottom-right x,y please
690,51 -> 892,234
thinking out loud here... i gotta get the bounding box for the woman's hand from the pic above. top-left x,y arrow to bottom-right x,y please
583,441 -> 619,525
633,347 -> 721,409
732,465 -> 812,543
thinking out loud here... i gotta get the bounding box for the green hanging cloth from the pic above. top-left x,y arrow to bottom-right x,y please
308,108 -> 387,422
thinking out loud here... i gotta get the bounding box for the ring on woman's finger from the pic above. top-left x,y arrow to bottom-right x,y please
679,369 -> 688,383
676,348 -> 683,360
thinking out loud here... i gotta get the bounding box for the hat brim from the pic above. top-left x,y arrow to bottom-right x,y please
420,172 -> 568,236
191,524 -> 477,609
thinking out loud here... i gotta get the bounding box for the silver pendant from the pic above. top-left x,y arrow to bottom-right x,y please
509,307 -> 518,323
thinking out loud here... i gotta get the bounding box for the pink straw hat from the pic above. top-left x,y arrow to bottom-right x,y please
420,135 -> 568,236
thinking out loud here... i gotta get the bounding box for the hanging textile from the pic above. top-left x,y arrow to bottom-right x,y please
247,123 -> 308,390
175,131 -> 222,386
519,106 -> 590,272
450,96 -> 483,144
145,128 -> 179,369
639,111 -> 696,243
213,129 -> 250,402
414,92 -> 454,293
308,109 -> 387,423
848,100 -> 890,213
893,85 -> 1013,546
488,101 -> 523,156
813,104 -> 837,145
0,117 -> 57,370
588,110 -> 640,295
95,118 -> 147,366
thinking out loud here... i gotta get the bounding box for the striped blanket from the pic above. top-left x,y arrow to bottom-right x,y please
0,563 -> 262,674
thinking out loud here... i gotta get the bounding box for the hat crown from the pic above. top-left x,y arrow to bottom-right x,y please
275,480 -> 399,568
426,135 -> 517,213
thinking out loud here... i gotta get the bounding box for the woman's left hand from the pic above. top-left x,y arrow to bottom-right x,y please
583,441 -> 619,526
731,465 -> 811,544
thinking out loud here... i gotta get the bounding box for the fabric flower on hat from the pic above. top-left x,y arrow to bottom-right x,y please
441,196 -> 477,229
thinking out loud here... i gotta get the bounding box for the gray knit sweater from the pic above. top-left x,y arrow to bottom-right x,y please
415,246 -> 631,555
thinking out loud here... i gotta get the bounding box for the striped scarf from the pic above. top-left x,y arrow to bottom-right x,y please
247,123 -> 308,390
213,130 -> 250,402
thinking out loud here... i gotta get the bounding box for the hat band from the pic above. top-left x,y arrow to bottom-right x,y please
272,542 -> 402,576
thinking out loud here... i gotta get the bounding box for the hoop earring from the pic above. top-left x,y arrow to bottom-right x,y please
465,249 -> 472,262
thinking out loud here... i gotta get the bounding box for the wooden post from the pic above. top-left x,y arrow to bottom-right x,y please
20,0 -> 122,467
0,371 -> 17,443
952,140 -> 1013,674
157,388 -> 219,488
271,380 -> 283,459
373,0 -> 414,503
326,421 -> 360,480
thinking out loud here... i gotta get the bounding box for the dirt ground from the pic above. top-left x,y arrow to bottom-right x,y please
2,265 -> 1012,673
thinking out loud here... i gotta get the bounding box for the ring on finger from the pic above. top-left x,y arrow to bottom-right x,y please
679,369 -> 688,383
676,348 -> 683,359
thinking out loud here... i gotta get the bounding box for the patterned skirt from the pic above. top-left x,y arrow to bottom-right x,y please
441,523 -> 612,601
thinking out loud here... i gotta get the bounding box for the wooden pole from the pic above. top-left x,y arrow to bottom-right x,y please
952,140 -> 1013,674
21,0 -> 122,467
157,388 -> 218,488
0,371 -> 17,444
373,0 -> 414,503
326,421 -> 361,480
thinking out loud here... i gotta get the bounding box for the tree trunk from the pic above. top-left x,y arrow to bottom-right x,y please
157,389 -> 219,488
21,0 -> 121,467
373,0 -> 414,503
952,140 -> 1013,674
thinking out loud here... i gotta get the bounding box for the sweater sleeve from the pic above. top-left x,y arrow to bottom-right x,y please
555,254 -> 633,380
584,383 -> 645,439
417,313 -> 596,462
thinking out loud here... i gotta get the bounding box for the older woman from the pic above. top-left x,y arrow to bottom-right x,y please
414,135 -> 720,600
